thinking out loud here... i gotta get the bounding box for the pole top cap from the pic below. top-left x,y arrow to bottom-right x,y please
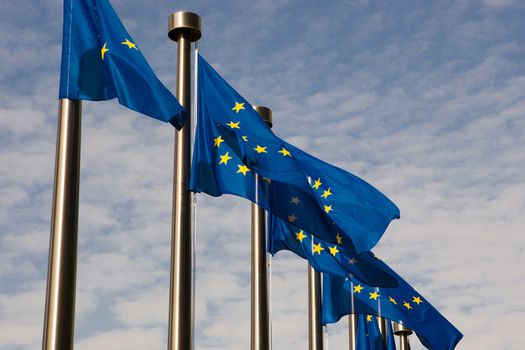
253,106 -> 272,128
168,11 -> 201,42
393,322 -> 413,336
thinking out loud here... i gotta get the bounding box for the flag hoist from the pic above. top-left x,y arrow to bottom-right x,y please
167,11 -> 201,350
251,106 -> 272,350
45,1 -> 187,349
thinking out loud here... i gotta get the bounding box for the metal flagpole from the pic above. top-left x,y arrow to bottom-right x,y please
393,322 -> 413,350
42,98 -> 82,350
348,281 -> 357,350
308,263 -> 324,350
251,106 -> 272,350
375,287 -> 389,346
167,11 -> 201,350
267,253 -> 273,350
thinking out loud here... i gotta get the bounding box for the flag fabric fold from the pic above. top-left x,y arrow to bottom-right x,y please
59,0 -> 186,127
268,214 -> 461,349
322,273 -> 463,350
354,314 -> 396,350
268,215 -> 399,287
190,54 -> 400,253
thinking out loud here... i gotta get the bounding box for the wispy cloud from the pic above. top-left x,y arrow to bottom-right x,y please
1,0 -> 524,349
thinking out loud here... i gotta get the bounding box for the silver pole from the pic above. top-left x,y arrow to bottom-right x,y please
375,287 -> 388,346
393,322 -> 413,350
348,281 -> 357,350
251,106 -> 272,350
167,12 -> 201,350
42,98 -> 82,350
348,314 -> 357,350
308,266 -> 324,350
377,316 -> 389,345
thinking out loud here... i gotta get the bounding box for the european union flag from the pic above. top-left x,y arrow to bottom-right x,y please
59,0 -> 186,128
354,314 -> 396,350
190,54 -> 400,253
322,273 -> 463,350
268,215 -> 398,287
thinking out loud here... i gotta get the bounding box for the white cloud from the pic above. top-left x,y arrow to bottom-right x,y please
1,0 -> 524,349
76,327 -> 165,350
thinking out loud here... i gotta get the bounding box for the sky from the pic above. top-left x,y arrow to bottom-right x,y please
1,0 -> 524,349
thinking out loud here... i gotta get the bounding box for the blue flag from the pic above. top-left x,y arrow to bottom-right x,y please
322,273 -> 463,350
59,0 -> 186,128
268,215 -> 398,287
354,314 -> 396,350
190,54 -> 400,253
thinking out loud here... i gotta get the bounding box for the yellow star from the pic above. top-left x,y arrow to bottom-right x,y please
321,188 -> 333,199
366,315 -> 373,323
295,230 -> 307,242
412,296 -> 423,305
313,178 -> 322,190
213,135 -> 224,147
236,164 -> 250,176
101,43 -> 109,60
232,102 -> 245,113
312,242 -> 324,255
278,147 -> 291,157
369,291 -> 380,300
226,121 -> 240,129
328,245 -> 339,257
388,296 -> 398,305
353,285 -> 363,293
121,38 -> 138,50
324,205 -> 333,213
403,302 -> 412,310
254,145 -> 267,153
219,152 -> 232,165
242,135 -> 248,142
336,233 -> 343,244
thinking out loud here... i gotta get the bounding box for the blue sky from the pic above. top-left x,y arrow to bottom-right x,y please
1,0 -> 524,349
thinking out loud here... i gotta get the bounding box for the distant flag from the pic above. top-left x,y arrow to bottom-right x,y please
322,273 -> 462,350
59,0 -> 186,127
354,314 -> 396,350
267,215 -> 398,287
190,54 -> 400,253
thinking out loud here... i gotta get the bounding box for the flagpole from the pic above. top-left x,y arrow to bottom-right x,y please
348,282 -> 357,350
167,11 -> 201,350
308,266 -> 324,350
393,322 -> 413,350
42,98 -> 82,350
377,317 -> 389,345
251,106 -> 272,350
375,287 -> 389,346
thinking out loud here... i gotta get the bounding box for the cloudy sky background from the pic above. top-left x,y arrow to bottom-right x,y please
1,0 -> 524,349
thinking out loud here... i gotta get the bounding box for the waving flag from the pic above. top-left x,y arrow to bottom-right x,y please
354,314 -> 396,350
268,215 -> 398,287
59,0 -> 186,127
190,54 -> 400,253
322,273 -> 462,350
